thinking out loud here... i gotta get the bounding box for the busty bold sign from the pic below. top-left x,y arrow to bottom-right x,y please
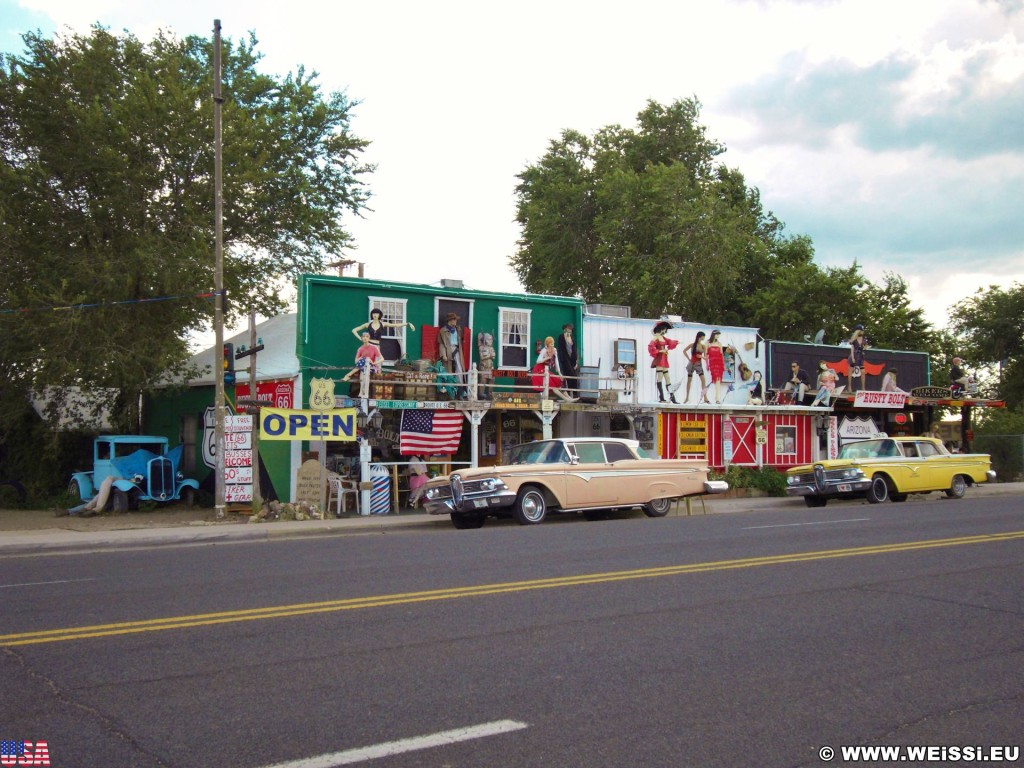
259,408 -> 358,441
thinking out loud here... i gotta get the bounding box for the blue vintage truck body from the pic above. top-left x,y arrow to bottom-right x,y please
69,435 -> 200,513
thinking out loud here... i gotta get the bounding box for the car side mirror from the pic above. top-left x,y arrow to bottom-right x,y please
569,456 -> 580,465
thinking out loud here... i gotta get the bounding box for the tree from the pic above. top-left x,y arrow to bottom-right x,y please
950,283 -> 1024,408
746,261 -> 866,343
513,99 -> 806,322
859,272 -> 937,352
512,99 -> 944,354
0,26 -> 370,412
0,25 -> 371,493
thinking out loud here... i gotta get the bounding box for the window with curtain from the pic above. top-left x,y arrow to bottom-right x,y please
370,297 -> 410,363
499,308 -> 530,369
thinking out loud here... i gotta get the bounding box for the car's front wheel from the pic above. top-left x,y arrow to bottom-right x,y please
110,488 -> 130,514
866,475 -> 890,504
804,496 -> 827,508
451,512 -> 485,529
180,486 -> 196,509
68,479 -> 84,505
945,475 -> 967,499
514,485 -> 547,525
643,497 -> 673,517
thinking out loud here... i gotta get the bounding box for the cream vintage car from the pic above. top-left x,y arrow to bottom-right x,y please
786,436 -> 995,508
422,437 -> 728,529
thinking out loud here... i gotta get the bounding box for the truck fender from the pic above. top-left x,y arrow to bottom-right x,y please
70,471 -> 96,500
177,478 -> 200,493
110,477 -> 137,494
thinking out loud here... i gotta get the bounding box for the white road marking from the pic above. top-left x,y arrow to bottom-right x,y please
258,719 -> 529,767
0,578 -> 97,589
743,518 -> 870,530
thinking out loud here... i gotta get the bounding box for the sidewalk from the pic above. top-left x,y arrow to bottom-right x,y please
1,482 -> 1021,556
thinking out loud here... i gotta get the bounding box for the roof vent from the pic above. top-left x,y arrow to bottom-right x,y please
440,278 -> 464,289
586,303 -> 631,318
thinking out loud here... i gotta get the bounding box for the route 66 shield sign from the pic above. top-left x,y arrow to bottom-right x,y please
309,377 -> 336,411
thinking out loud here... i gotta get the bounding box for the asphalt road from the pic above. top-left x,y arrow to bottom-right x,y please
2,493 -> 1023,768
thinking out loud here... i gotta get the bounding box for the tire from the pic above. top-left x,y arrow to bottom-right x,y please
945,475 -> 967,499
643,497 -> 673,517
513,485 -> 548,525
866,475 -> 890,504
68,479 -> 85,505
804,496 -> 827,508
180,486 -> 196,509
891,493 -> 908,503
110,488 -> 130,514
450,512 -> 485,529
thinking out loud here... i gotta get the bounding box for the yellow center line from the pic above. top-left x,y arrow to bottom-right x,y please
3,531 -> 1022,647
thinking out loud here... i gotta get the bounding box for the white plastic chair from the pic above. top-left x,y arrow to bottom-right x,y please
327,474 -> 360,517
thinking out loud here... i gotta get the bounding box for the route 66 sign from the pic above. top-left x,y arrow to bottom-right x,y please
309,377 -> 335,411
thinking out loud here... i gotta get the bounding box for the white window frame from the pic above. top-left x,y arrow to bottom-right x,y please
368,296 -> 410,365
775,425 -> 797,456
498,307 -> 531,370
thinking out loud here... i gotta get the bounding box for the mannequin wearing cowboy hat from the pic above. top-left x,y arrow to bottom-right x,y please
438,312 -> 466,397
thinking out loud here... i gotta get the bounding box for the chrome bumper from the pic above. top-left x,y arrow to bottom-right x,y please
786,478 -> 872,498
703,480 -> 730,494
424,488 -> 518,515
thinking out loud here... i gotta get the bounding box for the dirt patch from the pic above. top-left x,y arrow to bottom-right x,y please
0,505 -> 247,532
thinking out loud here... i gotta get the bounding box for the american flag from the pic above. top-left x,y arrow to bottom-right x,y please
1,741 -> 24,759
399,409 -> 463,455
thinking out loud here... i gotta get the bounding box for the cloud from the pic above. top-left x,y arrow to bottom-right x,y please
7,0 -> 1024,332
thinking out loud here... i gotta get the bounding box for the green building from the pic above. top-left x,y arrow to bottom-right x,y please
146,274 -> 584,506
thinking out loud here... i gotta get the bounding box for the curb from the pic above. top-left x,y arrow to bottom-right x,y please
1,483 -> 1020,556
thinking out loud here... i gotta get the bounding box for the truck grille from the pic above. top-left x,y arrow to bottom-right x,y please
149,457 -> 174,500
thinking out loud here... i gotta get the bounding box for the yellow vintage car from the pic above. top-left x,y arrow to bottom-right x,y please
786,436 -> 996,508
422,437 -> 728,529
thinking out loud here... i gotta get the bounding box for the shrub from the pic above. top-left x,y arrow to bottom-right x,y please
711,465 -> 788,496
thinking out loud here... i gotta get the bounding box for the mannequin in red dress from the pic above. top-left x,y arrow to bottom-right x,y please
705,330 -> 725,404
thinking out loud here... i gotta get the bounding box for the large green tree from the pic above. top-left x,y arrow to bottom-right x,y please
512,99 -> 939,355
512,99 -> 814,324
0,25 -> 371,493
950,282 -> 1024,408
0,26 -> 371,422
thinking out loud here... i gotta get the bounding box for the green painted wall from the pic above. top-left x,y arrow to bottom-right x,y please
296,274 -> 585,399
144,385 -> 291,503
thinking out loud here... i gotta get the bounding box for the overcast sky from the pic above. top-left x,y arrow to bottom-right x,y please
4,0 -> 1022,336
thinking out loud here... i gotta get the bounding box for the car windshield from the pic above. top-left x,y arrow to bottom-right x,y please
507,441 -> 569,465
111,442 -> 166,458
838,439 -> 899,460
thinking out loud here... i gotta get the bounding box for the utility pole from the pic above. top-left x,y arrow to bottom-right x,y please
213,19 -> 226,519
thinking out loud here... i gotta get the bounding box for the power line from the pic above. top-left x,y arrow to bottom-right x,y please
0,290 -> 220,315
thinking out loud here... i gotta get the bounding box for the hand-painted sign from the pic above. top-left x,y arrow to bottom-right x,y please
224,413 -> 254,503
854,390 -> 907,409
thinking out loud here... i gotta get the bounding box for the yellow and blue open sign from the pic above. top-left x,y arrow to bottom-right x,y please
259,408 -> 358,441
